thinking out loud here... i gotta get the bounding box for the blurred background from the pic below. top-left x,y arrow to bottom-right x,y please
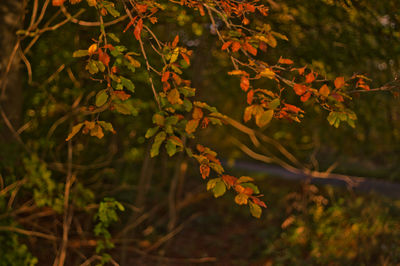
1,0 -> 400,265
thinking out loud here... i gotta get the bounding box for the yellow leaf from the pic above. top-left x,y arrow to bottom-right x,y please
66,123 -> 84,141
235,193 -> 249,205
90,124 -> 104,139
88,44 -> 98,55
260,68 -> 275,79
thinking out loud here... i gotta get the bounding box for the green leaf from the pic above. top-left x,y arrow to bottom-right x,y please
73,50 -> 89,57
269,98 -> 280,110
165,139 -> 177,157
104,2 -> 120,17
86,60 -> 99,74
114,101 -> 137,116
120,77 -> 135,93
96,89 -> 108,107
207,178 -> 220,191
256,109 -> 274,127
107,33 -> 120,43
249,201 -> 262,218
145,126 -> 159,139
96,61 -> 105,72
212,180 -> 226,198
240,183 -> 260,194
152,114 -> 165,126
97,121 -> 115,133
150,131 -> 166,157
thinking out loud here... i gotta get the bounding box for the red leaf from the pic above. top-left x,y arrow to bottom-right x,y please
244,42 -> 257,56
98,50 -> 110,66
113,91 -> 131,101
331,93 -> 344,102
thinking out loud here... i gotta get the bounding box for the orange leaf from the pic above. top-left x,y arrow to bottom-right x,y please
181,52 -> 190,65
293,84 -> 307,95
235,193 -> 248,205
231,42 -> 241,52
244,42 -> 257,56
123,17 -> 137,33
162,71 -> 170,82
221,41 -> 232,50
331,93 -> 344,102
52,0 -> 65,6
172,35 -> 179,48
305,72 -> 315,83
334,77 -> 345,89
278,57 -> 294,64
222,175 -> 237,188
199,163 -> 210,179
185,119 -> 199,134
300,92 -> 311,102
167,88 -> 182,105
319,84 -> 330,97
88,44 -> 98,55
113,91 -> 131,101
134,19 -> 143,40
240,76 -> 250,91
98,50 -> 110,66
192,107 -> 203,120
247,89 -> 254,105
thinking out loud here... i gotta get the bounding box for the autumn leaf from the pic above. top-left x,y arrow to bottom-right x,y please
200,163 -> 210,179
212,180 -> 226,198
167,88 -> 182,105
305,72 -> 315,83
222,175 -> 237,188
249,201 -> 262,218
319,84 -> 330,97
235,193 -> 248,205
334,77 -> 345,89
300,92 -> 311,102
88,43 -> 98,55
240,76 -> 250,91
221,41 -> 232,50
243,105 -> 253,122
52,0 -> 65,6
95,89 -> 108,107
172,35 -> 179,48
231,42 -> 241,52
90,124 -> 104,139
185,119 -> 199,134
293,84 -> 307,95
247,89 -> 254,105
134,19 -> 143,40
260,68 -> 275,79
192,107 -> 203,120
150,131 -> 166,157
66,123 -> 84,141
162,71 -> 170,82
255,110 -> 273,127
278,57 -> 294,64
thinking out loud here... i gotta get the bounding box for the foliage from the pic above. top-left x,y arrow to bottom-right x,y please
0,0 -> 398,264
